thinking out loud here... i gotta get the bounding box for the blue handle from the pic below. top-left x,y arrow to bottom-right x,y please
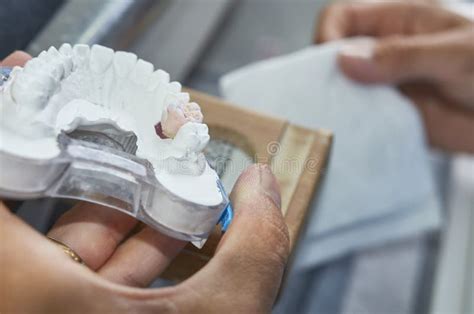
0,66 -> 13,87
216,179 -> 233,232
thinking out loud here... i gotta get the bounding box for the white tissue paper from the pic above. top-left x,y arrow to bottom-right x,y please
220,40 -> 441,270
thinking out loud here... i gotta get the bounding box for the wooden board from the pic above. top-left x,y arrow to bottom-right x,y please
161,89 -> 333,281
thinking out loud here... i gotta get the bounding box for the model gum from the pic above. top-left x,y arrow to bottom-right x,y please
0,44 -> 222,207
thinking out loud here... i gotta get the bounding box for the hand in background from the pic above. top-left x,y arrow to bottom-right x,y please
316,2 -> 474,153
1,52 -> 289,313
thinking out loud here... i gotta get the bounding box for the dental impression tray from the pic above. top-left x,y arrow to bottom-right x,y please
0,44 -> 232,245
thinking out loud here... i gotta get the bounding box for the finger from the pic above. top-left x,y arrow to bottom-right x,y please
315,3 -> 352,43
337,28 -> 474,86
1,51 -> 32,67
173,164 -> 290,313
315,2 -> 469,43
98,226 -> 186,287
47,202 -> 138,270
0,202 -> 87,313
401,84 -> 474,154
421,103 -> 474,154
1,202 -> 159,313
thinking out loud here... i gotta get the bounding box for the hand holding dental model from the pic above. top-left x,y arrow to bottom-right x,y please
0,52 -> 290,313
316,2 -> 474,153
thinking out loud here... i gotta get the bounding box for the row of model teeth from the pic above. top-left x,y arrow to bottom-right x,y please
8,44 -> 186,110
68,44 -> 178,92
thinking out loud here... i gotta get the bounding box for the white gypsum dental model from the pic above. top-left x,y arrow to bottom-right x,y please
0,44 -> 231,243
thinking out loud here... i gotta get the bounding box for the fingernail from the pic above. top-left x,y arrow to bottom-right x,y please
339,39 -> 386,82
339,39 -> 375,60
258,164 -> 281,209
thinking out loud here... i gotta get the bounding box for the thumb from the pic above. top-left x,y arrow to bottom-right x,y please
337,30 -> 471,84
173,164 -> 290,313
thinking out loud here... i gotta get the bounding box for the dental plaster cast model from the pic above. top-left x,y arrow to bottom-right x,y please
0,44 -> 232,245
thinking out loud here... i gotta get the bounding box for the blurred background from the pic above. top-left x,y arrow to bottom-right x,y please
0,1 -> 473,313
